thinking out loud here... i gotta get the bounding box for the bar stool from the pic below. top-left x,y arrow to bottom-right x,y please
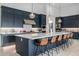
57,35 -> 63,46
67,34 -> 70,39
69,33 -> 73,45
66,34 -> 71,48
50,35 -> 59,55
57,35 -> 63,50
34,38 -> 48,56
62,34 -> 68,50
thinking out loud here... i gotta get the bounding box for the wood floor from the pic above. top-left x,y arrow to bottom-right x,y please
0,39 -> 79,56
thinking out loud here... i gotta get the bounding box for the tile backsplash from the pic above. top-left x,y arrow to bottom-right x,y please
0,28 -> 28,33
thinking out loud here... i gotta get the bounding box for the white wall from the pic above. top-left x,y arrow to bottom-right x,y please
0,5 -> 1,46
46,3 -> 79,33
0,5 -> 1,27
0,3 -> 46,14
53,3 -> 79,17
46,4 -> 56,33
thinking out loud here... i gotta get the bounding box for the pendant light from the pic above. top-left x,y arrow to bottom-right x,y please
48,2 -> 52,23
29,3 -> 35,19
58,4 -> 62,23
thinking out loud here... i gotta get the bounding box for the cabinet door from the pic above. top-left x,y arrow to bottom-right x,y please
61,15 -> 79,28
35,15 -> 40,27
76,15 -> 79,28
41,15 -> 46,26
1,12 -> 14,27
14,14 -> 24,27
2,36 -> 15,46
15,37 -> 23,54
15,37 -> 28,56
38,14 -> 46,27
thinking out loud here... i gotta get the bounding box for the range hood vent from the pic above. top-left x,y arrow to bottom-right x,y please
24,19 -> 36,25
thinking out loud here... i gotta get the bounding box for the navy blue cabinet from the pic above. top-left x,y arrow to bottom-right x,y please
39,14 -> 46,27
1,6 -> 46,28
34,14 -> 40,27
14,14 -> 24,27
61,15 -> 79,28
73,32 -> 79,39
1,6 -> 25,27
1,6 -> 15,14
2,36 -> 15,46
16,37 -> 29,56
1,11 -> 14,27
41,15 -> 46,26
1,6 -> 14,27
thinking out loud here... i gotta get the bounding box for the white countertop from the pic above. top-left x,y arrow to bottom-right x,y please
15,32 -> 71,40
0,32 -> 26,36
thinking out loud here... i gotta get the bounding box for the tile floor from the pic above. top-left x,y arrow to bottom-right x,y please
0,39 -> 79,56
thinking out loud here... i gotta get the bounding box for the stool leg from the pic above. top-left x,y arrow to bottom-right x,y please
69,39 -> 73,45
54,42 -> 59,54
50,44 -> 54,56
42,46 -> 47,56
66,40 -> 69,48
46,45 -> 50,56
40,46 -> 44,56
62,40 -> 66,50
47,45 -> 51,56
35,46 -> 39,56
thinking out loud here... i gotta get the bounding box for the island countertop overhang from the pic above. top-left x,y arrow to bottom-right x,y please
15,32 -> 71,40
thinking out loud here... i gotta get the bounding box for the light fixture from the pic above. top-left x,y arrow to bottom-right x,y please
29,3 -> 35,19
48,3 -> 52,23
58,4 -> 62,23
48,17 -> 52,23
58,18 -> 62,23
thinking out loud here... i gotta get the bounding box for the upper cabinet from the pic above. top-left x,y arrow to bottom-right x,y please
1,6 -> 28,27
1,6 -> 15,27
39,14 -> 46,27
1,6 -> 46,28
61,15 -> 79,28
14,14 -> 24,27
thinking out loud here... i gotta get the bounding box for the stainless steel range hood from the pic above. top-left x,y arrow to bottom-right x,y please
24,19 -> 36,25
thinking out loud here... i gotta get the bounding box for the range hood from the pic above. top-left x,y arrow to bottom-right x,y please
24,19 -> 36,25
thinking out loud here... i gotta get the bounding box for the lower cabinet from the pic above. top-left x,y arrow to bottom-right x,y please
15,36 -> 39,56
15,37 -> 29,56
73,32 -> 79,39
1,35 -> 15,46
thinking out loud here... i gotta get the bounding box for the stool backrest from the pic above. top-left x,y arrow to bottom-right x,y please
67,34 -> 70,39
70,33 -> 73,38
63,34 -> 67,39
39,38 -> 48,46
58,35 -> 62,41
51,36 -> 58,43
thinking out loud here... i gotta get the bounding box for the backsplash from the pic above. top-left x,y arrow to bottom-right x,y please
62,28 -> 79,32
0,28 -> 29,33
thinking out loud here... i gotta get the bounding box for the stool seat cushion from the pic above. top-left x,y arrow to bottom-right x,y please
35,38 -> 48,46
39,38 -> 48,46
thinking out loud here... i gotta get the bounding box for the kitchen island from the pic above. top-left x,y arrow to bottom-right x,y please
15,32 -> 71,56
0,32 -> 27,46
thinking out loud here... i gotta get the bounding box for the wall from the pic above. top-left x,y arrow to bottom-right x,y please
60,3 -> 79,17
46,4 -> 56,33
0,7 -> 1,26
0,3 -> 46,15
46,3 -> 79,33
0,6 -> 1,46
52,3 -> 79,17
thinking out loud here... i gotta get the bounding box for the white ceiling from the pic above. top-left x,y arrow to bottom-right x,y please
1,3 -> 79,15
0,3 -> 47,14
50,3 -> 79,8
